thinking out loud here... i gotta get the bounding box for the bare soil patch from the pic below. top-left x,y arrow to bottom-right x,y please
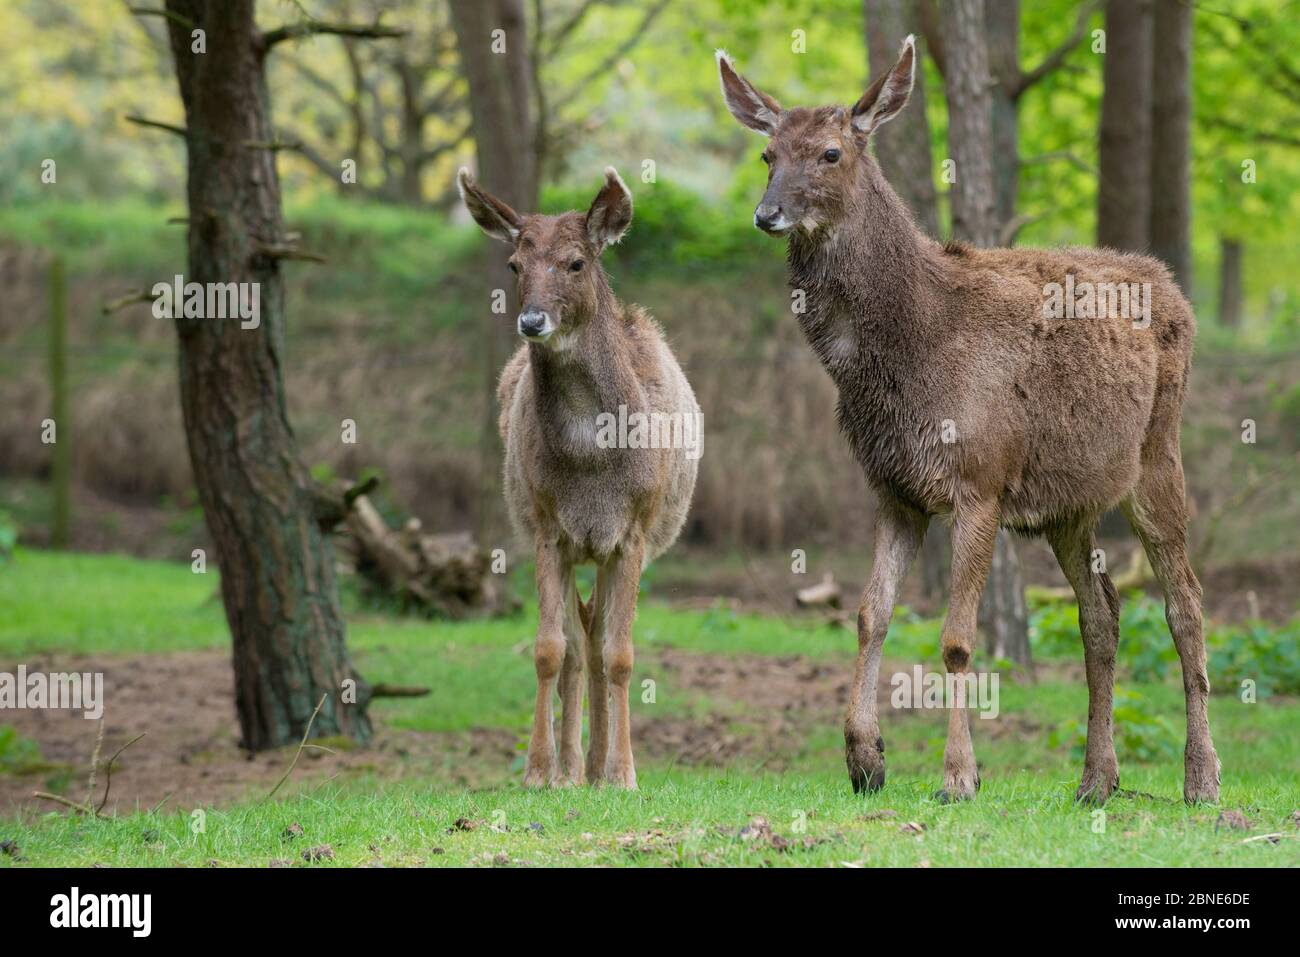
1,646 -> 904,815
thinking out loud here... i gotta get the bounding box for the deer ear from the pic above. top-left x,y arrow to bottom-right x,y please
457,167 -> 522,243
586,167 -> 633,251
716,49 -> 782,136
851,33 -> 915,134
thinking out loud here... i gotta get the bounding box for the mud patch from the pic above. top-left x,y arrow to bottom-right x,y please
0,646 -> 928,814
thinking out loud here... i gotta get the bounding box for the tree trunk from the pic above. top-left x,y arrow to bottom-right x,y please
985,0 -> 1020,230
449,0 -> 537,543
865,0 -> 941,238
163,0 -> 371,750
943,0 -> 1030,668
1217,236 -> 1243,328
865,0 -> 948,601
943,0 -> 999,247
1149,0 -> 1193,295
1097,0 -> 1152,251
976,530 -> 1032,670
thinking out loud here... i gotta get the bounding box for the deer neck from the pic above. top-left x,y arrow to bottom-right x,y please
786,161 -> 937,380
528,282 -> 642,464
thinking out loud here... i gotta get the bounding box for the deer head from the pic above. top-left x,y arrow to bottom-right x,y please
457,167 -> 633,345
716,35 -> 915,237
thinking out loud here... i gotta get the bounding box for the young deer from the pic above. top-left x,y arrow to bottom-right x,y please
717,37 -> 1218,805
458,167 -> 700,789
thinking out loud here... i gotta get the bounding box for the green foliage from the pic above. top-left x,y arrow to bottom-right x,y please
1049,687 -> 1179,764
1031,592 -> 1300,696
1208,618 -> 1300,698
541,178 -> 781,275
0,511 -> 17,562
0,726 -> 45,775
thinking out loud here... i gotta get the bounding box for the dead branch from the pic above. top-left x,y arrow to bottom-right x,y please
125,114 -> 188,137
255,241 -> 327,263
1021,150 -> 1097,175
998,212 -> 1043,247
370,683 -> 431,698
126,5 -> 195,30
96,732 -> 147,813
266,693 -> 329,801
1016,0 -> 1101,98
102,288 -> 160,315
313,474 -> 379,530
84,718 -> 105,810
244,138 -> 304,152
795,573 -> 842,609
32,791 -> 95,815
549,0 -> 670,115
262,21 -> 407,51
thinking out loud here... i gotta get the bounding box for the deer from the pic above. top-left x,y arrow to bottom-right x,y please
457,166 -> 701,789
716,36 -> 1219,805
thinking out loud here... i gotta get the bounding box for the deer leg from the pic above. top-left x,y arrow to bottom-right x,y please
584,567 -> 610,785
600,538 -> 645,790
936,499 -> 999,803
523,540 -> 567,788
555,574 -> 586,786
845,493 -> 928,794
1123,463 -> 1220,804
1046,517 -> 1120,805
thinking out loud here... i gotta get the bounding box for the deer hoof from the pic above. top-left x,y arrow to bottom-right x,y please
1074,765 -> 1119,806
1183,751 -> 1221,805
935,770 -> 980,804
845,733 -> 886,794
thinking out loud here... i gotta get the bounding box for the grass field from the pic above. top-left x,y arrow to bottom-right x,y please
0,549 -> 1297,867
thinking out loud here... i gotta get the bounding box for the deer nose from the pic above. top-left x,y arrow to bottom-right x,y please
517,307 -> 553,340
754,203 -> 784,233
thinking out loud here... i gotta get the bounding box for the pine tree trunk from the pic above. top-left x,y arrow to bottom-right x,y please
449,0 -> 537,543
865,0 -> 949,601
163,0 -> 371,750
943,0 -> 1030,668
1149,0 -> 1193,294
1097,0 -> 1152,251
1217,237 -> 1243,328
865,0 -> 941,238
943,0 -> 999,248
985,0 -> 1020,231
977,531 -> 1032,669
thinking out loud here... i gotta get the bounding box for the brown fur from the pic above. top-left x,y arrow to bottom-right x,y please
460,167 -> 699,789
718,39 -> 1219,805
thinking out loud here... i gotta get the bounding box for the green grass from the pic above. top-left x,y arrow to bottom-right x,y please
6,769 -> 1298,868
2,548 -> 1298,867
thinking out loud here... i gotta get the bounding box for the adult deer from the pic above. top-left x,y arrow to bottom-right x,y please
458,166 -> 701,789
716,37 -> 1218,804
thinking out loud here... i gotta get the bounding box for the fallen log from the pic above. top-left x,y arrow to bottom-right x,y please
320,480 -> 517,619
795,573 -> 842,609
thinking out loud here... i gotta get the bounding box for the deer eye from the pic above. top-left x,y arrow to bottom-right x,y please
507,261 -> 519,274
760,152 -> 771,165
569,259 -> 585,273
822,148 -> 841,164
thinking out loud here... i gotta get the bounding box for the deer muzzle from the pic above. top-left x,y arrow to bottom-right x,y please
517,307 -> 556,342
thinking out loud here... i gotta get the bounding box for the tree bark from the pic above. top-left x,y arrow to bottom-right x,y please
985,0 -> 1020,230
448,0 -> 537,213
1217,236 -> 1243,328
943,0 -> 999,247
449,0 -> 537,543
976,529 -> 1032,670
865,0 -> 948,601
163,0 -> 371,750
1149,0 -> 1193,294
1097,0 -> 1152,251
943,0 -> 1030,668
865,0 -> 941,238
